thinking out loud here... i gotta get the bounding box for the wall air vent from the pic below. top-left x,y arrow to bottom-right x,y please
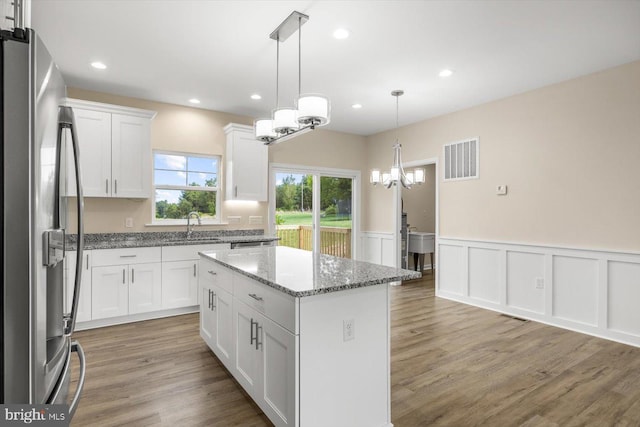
443,137 -> 479,181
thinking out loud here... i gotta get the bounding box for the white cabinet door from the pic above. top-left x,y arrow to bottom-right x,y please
111,114 -> 151,198
225,124 -> 268,201
200,283 -> 215,347
233,299 -> 263,398
129,262 -> 162,314
213,285 -> 234,366
259,316 -> 297,427
92,265 -> 128,319
64,251 -> 92,323
69,108 -> 111,197
162,260 -> 198,309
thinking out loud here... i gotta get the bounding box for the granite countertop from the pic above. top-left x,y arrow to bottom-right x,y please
200,246 -> 422,297
66,230 -> 279,250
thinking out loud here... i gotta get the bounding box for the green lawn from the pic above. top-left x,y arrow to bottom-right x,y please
276,211 -> 352,228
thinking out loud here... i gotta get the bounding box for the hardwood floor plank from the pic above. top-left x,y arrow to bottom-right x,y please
69,274 -> 640,426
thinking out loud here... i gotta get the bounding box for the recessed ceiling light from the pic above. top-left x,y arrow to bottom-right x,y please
352,103 -> 362,109
439,69 -> 453,77
250,94 -> 262,100
333,28 -> 350,40
189,98 -> 201,104
91,61 -> 107,70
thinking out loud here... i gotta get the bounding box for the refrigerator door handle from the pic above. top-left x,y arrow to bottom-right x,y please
59,106 -> 85,336
69,341 -> 86,418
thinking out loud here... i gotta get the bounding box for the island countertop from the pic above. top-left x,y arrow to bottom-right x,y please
199,246 -> 422,297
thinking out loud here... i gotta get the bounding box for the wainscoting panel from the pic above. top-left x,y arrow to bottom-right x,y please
437,237 -> 640,348
439,244 -> 465,295
360,232 -> 396,267
506,251 -> 545,315
468,247 -> 500,304
552,255 -> 598,326
608,261 -> 640,337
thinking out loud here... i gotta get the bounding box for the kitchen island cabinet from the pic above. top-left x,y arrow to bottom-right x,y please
199,246 -> 420,427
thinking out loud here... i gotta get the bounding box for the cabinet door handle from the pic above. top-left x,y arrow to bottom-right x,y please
234,185 -> 238,198
250,318 -> 257,346
193,263 -> 196,277
105,179 -> 108,194
85,254 -> 89,270
122,269 -> 125,284
207,270 -> 217,276
131,268 -> 135,283
120,255 -> 137,258
114,179 -> 118,195
256,323 -> 262,350
248,293 -> 263,302
211,291 -> 216,311
207,289 -> 212,310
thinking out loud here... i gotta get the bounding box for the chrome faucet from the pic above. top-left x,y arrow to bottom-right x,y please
186,211 -> 201,239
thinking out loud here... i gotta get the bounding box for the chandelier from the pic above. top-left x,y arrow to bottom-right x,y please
370,90 -> 425,188
255,11 -> 330,145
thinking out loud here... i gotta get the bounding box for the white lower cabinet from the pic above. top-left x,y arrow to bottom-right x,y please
92,265 -> 129,319
64,250 -> 92,323
200,257 -> 297,427
91,247 -> 162,320
162,260 -> 198,309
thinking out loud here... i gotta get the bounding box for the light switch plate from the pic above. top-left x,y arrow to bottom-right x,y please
343,318 -> 355,341
496,185 -> 508,195
249,216 -> 263,225
227,216 -> 241,224
125,217 -> 134,228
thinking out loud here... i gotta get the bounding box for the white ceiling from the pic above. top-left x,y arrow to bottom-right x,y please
31,0 -> 640,136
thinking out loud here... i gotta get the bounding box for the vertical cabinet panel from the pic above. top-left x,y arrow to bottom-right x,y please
129,263 -> 162,314
200,284 -> 215,347
214,286 -> 234,364
233,299 -> 263,398
111,114 -> 151,198
92,265 -> 128,319
67,109 -> 111,197
162,260 -> 198,309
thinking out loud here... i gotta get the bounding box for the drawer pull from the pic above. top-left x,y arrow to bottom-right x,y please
248,293 -> 263,302
120,255 -> 137,258
208,270 -> 217,276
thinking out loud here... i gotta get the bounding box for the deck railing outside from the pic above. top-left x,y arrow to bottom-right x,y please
276,225 -> 352,258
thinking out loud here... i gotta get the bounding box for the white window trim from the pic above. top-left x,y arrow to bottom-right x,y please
151,150 -> 222,225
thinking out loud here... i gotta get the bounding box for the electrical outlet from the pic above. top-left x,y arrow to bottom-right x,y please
227,216 -> 241,224
535,277 -> 544,289
343,318 -> 355,342
249,216 -> 263,225
125,217 -> 134,228
497,185 -> 508,195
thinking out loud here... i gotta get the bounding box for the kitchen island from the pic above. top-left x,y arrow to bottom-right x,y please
199,246 -> 421,427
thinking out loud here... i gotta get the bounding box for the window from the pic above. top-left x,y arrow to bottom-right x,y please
153,151 -> 220,223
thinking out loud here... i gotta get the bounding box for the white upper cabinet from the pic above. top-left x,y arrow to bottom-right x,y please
224,123 -> 268,201
64,99 -> 155,198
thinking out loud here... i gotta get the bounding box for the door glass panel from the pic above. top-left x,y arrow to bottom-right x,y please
275,173 -> 313,251
319,176 -> 353,258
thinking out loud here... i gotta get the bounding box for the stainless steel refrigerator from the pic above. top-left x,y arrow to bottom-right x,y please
1,9 -> 86,417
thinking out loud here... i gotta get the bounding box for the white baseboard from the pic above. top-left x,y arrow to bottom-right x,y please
437,237 -> 640,348
75,306 -> 198,331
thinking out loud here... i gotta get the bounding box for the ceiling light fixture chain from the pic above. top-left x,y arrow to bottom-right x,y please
370,90 -> 425,189
254,11 -> 331,145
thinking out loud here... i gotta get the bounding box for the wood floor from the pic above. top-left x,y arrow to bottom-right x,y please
70,274 -> 640,426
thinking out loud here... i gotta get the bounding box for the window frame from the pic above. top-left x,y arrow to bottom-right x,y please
151,150 -> 222,225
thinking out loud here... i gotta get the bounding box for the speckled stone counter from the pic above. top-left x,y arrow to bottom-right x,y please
200,246 -> 421,297
66,230 -> 278,250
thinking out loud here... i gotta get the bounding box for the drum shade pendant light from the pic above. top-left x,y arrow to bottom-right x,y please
370,91 -> 425,189
254,11 -> 330,145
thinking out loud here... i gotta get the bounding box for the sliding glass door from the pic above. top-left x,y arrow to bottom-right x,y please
272,166 -> 358,259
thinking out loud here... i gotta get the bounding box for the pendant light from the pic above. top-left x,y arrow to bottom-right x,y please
254,11 -> 331,145
370,90 -> 425,189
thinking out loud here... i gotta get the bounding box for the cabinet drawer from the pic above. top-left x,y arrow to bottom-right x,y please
200,258 -> 234,294
234,272 -> 296,333
163,243 -> 230,262
92,247 -> 161,266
